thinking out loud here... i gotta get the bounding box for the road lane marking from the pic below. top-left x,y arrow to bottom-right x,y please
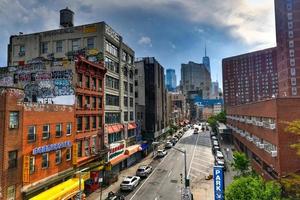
193,157 -> 214,164
191,167 -> 209,175
187,131 -> 200,178
168,170 -> 172,177
192,162 -> 210,169
129,149 -> 170,200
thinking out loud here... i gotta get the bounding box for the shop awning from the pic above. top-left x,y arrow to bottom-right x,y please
29,178 -> 84,200
125,144 -> 142,156
128,122 -> 137,130
107,124 -> 124,134
140,143 -> 149,151
109,154 -> 129,166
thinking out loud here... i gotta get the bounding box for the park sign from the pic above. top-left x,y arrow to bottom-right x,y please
213,166 -> 224,200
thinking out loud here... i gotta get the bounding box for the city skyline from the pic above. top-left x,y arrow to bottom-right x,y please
0,0 -> 276,87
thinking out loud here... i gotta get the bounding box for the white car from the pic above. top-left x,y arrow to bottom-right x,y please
157,149 -> 167,157
120,176 -> 141,191
213,140 -> 219,146
136,165 -> 153,177
216,151 -> 224,160
211,136 -> 217,140
165,141 -> 173,149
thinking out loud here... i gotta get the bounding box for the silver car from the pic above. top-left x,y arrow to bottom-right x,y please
136,165 -> 153,177
120,176 -> 141,191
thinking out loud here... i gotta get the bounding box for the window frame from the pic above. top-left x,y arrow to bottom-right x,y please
42,124 -> 50,139
28,126 -> 36,142
66,148 -> 72,161
55,150 -> 62,164
8,150 -> 17,169
41,153 -> 49,169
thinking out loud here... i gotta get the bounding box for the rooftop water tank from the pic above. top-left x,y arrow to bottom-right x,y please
60,7 -> 74,28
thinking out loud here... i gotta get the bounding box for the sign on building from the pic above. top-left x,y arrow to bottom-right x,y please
213,166 -> 224,200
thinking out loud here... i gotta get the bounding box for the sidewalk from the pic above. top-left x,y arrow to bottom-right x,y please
221,143 -> 237,187
87,153 -> 154,200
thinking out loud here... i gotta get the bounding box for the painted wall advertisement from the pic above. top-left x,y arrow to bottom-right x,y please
108,140 -> 125,160
213,166 -> 224,200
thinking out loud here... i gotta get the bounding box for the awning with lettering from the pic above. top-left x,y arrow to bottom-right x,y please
109,154 -> 129,166
125,144 -> 142,156
107,124 -> 124,134
128,122 -> 137,130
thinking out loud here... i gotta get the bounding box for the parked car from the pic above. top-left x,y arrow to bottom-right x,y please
213,140 -> 219,146
157,149 -> 168,157
206,126 -> 209,131
106,191 -> 125,200
136,165 -> 153,177
215,160 -> 226,171
194,129 -> 198,134
120,176 -> 141,191
212,145 -> 220,154
215,151 -> 224,161
211,136 -> 217,140
165,141 -> 173,149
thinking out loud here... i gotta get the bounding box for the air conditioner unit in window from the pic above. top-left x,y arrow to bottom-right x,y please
270,124 -> 276,130
271,150 -> 277,157
85,104 -> 91,109
258,122 -> 263,127
259,143 -> 265,149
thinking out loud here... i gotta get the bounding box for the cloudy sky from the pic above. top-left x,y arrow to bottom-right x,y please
0,0 -> 276,88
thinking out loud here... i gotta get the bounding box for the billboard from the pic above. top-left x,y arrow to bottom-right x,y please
213,166 -> 224,200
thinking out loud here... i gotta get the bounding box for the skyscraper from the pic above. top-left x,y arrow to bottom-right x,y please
166,69 -> 177,91
202,45 -> 211,74
210,81 -> 219,99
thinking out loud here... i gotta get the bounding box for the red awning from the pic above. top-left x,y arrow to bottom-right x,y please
128,122 -> 137,130
107,124 -> 124,134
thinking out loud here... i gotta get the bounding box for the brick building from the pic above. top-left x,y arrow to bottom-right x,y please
222,0 -> 300,180
0,87 -> 76,199
226,98 -> 300,179
222,47 -> 278,107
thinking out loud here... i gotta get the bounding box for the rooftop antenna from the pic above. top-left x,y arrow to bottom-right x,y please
205,42 -> 207,57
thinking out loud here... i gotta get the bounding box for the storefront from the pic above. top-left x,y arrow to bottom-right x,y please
124,144 -> 142,167
29,178 -> 84,200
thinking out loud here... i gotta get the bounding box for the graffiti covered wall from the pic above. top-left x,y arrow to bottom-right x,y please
0,58 -> 76,105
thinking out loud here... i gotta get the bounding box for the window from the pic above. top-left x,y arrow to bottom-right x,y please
130,98 -> 133,107
104,57 -> 119,73
105,40 -> 119,57
55,150 -> 62,164
91,137 -> 97,154
72,39 -> 80,51
8,150 -> 17,169
124,81 -> 128,92
130,111 -> 134,121
128,55 -> 133,64
85,96 -> 90,108
77,95 -> 83,108
124,97 -> 128,107
128,129 -> 135,138
92,77 -> 97,89
92,97 -> 96,109
92,116 -> 96,129
56,124 -> 62,137
42,124 -> 50,139
122,51 -> 127,61
106,76 -> 119,90
130,83 -> 133,93
9,112 -> 19,129
85,116 -> 90,130
98,79 -> 102,90
289,40 -> 294,48
56,40 -> 63,52
87,37 -> 95,49
129,70 -> 133,79
84,140 -> 90,156
135,92 -> 138,98
290,58 -> 295,66
77,141 -> 82,157
105,112 -> 121,124
288,31 -> 294,38
29,156 -> 35,174
66,148 -> 71,161
287,12 -> 293,20
41,153 -> 49,168
135,80 -> 138,86
98,97 -> 102,109
19,45 -> 25,56
289,49 -> 295,57
41,42 -> 48,54
77,117 -> 82,131
106,94 -> 119,106
291,68 -> 296,76
291,77 -> 297,86
7,185 -> 15,200
66,123 -> 72,136
135,69 -> 138,75
98,115 -> 102,128
108,132 -> 122,143
28,126 -> 36,142
85,76 -> 90,88
288,21 -> 293,29
124,112 -> 128,121
78,73 -> 83,86
123,67 -> 128,77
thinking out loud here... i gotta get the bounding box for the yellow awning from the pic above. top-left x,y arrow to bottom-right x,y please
125,144 -> 142,156
29,178 -> 84,200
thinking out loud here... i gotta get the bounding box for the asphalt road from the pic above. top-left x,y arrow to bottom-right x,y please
126,126 -> 213,200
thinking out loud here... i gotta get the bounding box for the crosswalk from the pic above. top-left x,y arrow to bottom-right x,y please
188,133 -> 214,182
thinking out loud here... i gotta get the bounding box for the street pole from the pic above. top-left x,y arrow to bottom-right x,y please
173,147 -> 188,189
79,172 -> 82,200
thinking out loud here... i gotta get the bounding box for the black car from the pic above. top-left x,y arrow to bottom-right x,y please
106,191 -> 125,200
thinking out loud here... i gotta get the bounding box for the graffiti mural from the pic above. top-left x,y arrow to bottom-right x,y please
53,79 -> 74,96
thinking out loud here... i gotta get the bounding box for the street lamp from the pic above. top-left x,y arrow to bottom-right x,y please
172,147 -> 189,188
75,167 -> 89,199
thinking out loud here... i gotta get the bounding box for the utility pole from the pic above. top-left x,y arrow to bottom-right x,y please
173,147 -> 188,188
75,167 -> 89,199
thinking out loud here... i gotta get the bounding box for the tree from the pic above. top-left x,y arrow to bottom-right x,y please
284,119 -> 300,155
216,110 -> 226,123
231,151 -> 250,176
207,116 -> 218,131
225,175 -> 281,200
280,174 -> 300,199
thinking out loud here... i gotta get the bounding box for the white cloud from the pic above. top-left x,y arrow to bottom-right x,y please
138,36 -> 152,47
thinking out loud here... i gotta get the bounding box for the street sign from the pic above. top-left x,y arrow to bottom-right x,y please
98,177 -> 103,183
213,166 -> 224,200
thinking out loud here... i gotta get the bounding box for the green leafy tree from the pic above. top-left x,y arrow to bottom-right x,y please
216,110 -> 226,123
207,116 -> 218,130
231,151 -> 250,176
225,175 -> 281,200
285,120 -> 300,155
